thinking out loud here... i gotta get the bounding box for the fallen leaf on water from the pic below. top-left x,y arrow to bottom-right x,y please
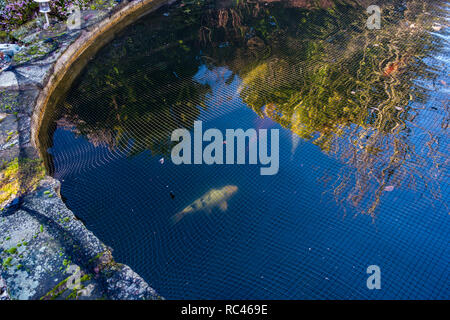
384,62 -> 399,76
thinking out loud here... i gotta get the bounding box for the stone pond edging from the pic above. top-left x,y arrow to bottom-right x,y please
0,0 -> 173,300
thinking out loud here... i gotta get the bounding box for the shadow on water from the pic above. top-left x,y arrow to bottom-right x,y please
39,0 -> 449,299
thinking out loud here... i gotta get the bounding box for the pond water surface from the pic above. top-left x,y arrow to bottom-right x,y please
40,0 -> 449,299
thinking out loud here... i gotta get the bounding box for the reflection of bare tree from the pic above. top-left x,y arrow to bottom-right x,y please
235,0 -> 448,216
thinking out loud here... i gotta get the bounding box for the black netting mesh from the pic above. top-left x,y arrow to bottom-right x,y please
38,0 -> 449,299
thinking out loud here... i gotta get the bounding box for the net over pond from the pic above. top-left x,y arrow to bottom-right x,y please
39,0 -> 449,299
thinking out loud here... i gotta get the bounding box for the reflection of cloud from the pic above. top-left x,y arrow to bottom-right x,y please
194,65 -> 245,121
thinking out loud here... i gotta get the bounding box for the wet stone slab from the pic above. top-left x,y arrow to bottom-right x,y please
0,274 -> 9,300
0,72 -> 19,91
0,113 -> 19,163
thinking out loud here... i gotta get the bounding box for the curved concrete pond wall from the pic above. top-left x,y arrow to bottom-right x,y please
0,0 -> 172,300
33,0 -> 173,152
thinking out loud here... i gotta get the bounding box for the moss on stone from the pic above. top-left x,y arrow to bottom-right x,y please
0,157 -> 46,208
2,257 -> 12,268
6,247 -> 17,254
40,277 -> 69,300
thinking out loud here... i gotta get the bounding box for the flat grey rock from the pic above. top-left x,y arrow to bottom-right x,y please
0,72 -> 19,91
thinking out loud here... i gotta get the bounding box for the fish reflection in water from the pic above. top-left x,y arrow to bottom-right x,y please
172,185 -> 238,224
